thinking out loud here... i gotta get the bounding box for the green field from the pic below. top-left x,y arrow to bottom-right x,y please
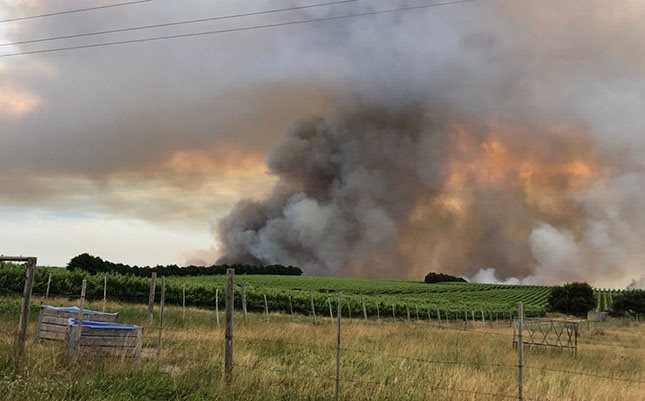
0,263 -> 552,317
167,274 -> 552,317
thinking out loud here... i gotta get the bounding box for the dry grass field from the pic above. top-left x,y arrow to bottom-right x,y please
0,296 -> 643,401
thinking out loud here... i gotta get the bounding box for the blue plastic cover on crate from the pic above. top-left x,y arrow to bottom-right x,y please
42,305 -> 117,316
67,318 -> 139,330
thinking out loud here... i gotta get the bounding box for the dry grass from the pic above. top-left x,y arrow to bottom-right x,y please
0,296 -> 643,401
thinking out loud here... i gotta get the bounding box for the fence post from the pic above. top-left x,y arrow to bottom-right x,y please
71,279 -> 86,364
517,302 -> 524,401
215,288 -> 220,329
224,269 -> 234,383
156,277 -> 166,366
15,258 -> 36,362
182,284 -> 186,321
147,272 -> 157,325
328,298 -> 334,325
309,292 -> 317,325
241,282 -> 248,324
102,276 -> 107,312
263,294 -> 269,324
45,272 -> 51,299
361,296 -> 367,320
335,293 -> 343,401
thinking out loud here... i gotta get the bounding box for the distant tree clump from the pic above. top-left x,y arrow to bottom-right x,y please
547,282 -> 596,317
611,290 -> 645,317
67,253 -> 303,277
424,272 -> 468,284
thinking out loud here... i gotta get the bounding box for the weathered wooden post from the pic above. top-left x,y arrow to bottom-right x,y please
71,279 -> 87,364
289,295 -> 294,315
156,277 -> 166,365
147,272 -> 157,325
517,302 -> 524,401
427,308 -> 432,323
481,309 -> 485,325
182,284 -> 186,321
224,269 -> 234,383
361,296 -> 367,320
435,306 -> 441,324
309,292 -> 317,325
102,276 -> 107,312
15,257 -> 36,361
45,272 -> 52,299
335,293 -> 343,401
392,305 -> 396,321
215,288 -> 220,329
263,294 -> 269,324
327,298 -> 334,325
241,282 -> 248,324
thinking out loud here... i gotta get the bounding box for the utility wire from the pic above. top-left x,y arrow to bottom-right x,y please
0,0 -> 358,48
0,0 -> 476,58
0,0 -> 160,24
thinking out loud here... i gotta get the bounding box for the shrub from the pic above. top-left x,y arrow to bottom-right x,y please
547,282 -> 596,317
424,272 -> 467,284
611,290 -> 645,317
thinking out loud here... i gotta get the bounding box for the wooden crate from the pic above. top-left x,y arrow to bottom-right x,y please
66,319 -> 143,362
37,305 -> 118,341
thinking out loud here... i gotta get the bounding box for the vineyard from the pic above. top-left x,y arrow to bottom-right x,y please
1,263 -> 552,317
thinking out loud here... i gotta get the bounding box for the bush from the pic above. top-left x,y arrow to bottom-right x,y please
547,282 -> 596,317
611,290 -> 645,317
424,272 -> 467,284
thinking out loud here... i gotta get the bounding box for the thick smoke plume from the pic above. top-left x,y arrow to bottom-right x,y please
218,1 -> 645,286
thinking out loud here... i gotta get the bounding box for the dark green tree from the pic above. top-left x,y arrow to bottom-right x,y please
424,272 -> 467,284
67,253 -> 106,274
547,282 -> 596,317
611,290 -> 645,317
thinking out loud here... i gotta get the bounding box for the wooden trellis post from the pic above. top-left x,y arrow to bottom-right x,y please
241,282 -> 248,324
215,288 -> 220,329
224,269 -> 234,383
309,292 -> 317,325
361,296 -> 367,320
9,256 -> 37,363
45,272 -> 52,299
102,276 -> 107,312
263,294 -> 269,324
71,279 -> 87,364
156,277 -> 166,365
327,298 -> 334,325
335,293 -> 343,401
147,272 -> 157,325
182,284 -> 186,321
405,304 -> 411,322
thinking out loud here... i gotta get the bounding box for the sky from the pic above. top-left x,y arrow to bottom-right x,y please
1,0 -> 645,288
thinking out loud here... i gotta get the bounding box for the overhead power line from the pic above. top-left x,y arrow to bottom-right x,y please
0,0 -> 358,48
0,0 -> 160,24
0,0 -> 475,59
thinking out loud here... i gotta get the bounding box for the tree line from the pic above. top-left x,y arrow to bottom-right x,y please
67,254 -> 303,277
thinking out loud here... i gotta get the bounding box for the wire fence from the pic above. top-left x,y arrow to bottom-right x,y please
1,272 -> 644,401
